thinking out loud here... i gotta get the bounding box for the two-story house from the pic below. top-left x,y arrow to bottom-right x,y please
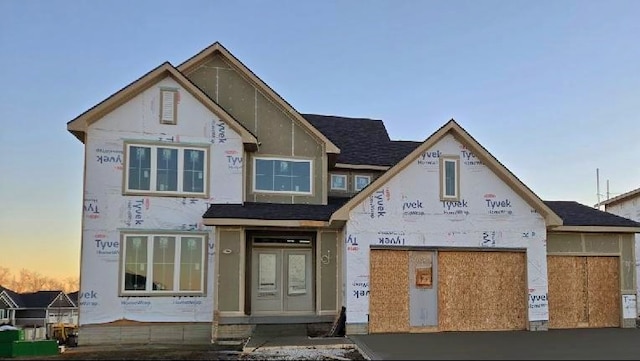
67,42 -> 640,345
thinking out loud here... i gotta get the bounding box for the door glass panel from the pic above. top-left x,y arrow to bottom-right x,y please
259,253 -> 277,291
287,254 -> 306,295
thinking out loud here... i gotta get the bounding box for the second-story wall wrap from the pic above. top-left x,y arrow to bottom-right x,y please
80,76 -> 244,324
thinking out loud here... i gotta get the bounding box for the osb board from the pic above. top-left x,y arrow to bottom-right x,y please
587,257 -> 620,327
369,250 -> 409,333
547,256 -> 589,329
438,251 -> 527,331
548,256 -> 621,329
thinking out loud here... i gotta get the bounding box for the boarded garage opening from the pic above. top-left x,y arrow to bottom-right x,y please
438,251 -> 527,331
369,250 -> 409,333
548,256 -> 620,329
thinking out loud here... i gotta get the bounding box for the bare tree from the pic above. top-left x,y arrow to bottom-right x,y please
0,268 -> 79,293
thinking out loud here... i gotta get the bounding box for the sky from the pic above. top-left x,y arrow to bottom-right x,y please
1,0 -> 639,280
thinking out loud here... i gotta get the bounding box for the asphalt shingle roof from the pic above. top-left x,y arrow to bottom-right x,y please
203,197 -> 350,221
303,114 -> 420,166
544,201 -> 640,227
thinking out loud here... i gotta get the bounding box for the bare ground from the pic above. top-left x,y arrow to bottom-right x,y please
8,343 -> 365,360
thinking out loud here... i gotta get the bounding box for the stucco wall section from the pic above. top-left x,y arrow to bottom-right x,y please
80,76 -> 243,325
344,134 -> 548,326
186,54 -> 325,204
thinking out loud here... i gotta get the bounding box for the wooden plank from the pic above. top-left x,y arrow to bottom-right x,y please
369,250 -> 409,333
438,251 -> 526,331
587,257 -> 620,327
548,256 -> 589,329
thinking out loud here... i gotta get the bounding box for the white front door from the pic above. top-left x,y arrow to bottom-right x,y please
251,248 -> 314,314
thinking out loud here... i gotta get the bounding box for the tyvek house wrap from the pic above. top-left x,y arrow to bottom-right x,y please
344,134 -> 549,325
606,200 -> 640,317
79,77 -> 243,325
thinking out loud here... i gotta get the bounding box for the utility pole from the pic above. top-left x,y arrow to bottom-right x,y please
596,168 -> 601,209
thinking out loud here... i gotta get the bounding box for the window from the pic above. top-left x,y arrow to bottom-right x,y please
121,232 -> 206,295
254,157 -> 312,194
354,175 -> 371,192
159,88 -> 178,124
124,143 -> 208,196
440,156 -> 460,200
330,174 -> 347,191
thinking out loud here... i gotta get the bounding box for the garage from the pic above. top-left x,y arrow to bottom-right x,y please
369,249 -> 527,333
438,251 -> 527,331
547,256 -> 620,329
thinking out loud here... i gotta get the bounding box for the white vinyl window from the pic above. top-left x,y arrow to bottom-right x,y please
124,143 -> 208,196
254,157 -> 312,194
330,174 -> 347,191
354,175 -> 371,192
121,232 -> 206,295
440,156 -> 460,201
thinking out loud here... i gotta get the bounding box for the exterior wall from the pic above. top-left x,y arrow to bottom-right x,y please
79,322 -> 211,345
548,232 -> 637,326
319,231 -> 338,312
80,76 -> 243,326
328,169 -> 384,198
344,134 -> 548,331
217,228 -> 243,313
186,54 -> 326,205
605,196 -> 640,316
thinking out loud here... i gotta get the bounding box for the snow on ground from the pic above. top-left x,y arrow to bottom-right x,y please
242,346 -> 362,360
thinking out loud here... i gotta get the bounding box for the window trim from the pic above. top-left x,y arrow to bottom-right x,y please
439,156 -> 460,201
118,231 -> 208,297
159,88 -> 178,125
330,173 -> 348,191
354,175 -> 371,192
252,156 -> 313,195
122,141 -> 209,198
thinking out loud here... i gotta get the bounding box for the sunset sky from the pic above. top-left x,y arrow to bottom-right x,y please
1,0 -> 639,280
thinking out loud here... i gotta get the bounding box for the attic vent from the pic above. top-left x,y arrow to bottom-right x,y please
160,88 -> 178,125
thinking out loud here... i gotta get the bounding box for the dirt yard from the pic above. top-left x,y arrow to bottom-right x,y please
11,343 -> 366,360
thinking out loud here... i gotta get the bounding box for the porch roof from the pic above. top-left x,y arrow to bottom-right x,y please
203,197 -> 350,222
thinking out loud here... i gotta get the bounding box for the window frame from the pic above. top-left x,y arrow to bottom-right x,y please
330,173 -> 348,191
123,141 -> 209,197
354,175 -> 371,192
440,156 -> 460,201
159,88 -> 178,125
119,231 -> 208,297
252,156 -> 313,195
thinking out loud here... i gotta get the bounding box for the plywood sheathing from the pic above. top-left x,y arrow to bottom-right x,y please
369,250 -> 409,333
438,251 -> 527,331
548,256 -> 620,329
547,256 -> 589,328
587,257 -> 620,327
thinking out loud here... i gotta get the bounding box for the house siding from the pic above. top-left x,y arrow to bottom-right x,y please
79,76 -> 243,326
344,134 -> 548,332
186,54 -> 326,205
605,196 -> 640,317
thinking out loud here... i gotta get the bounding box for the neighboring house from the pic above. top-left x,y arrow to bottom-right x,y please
66,41 -> 640,345
0,286 -> 21,325
600,187 -> 640,317
0,286 -> 78,337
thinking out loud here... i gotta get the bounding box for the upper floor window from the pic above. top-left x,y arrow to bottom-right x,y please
330,174 -> 347,191
124,142 -> 208,197
440,156 -> 460,201
254,157 -> 312,194
354,175 -> 371,192
159,88 -> 178,125
121,232 -> 206,296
